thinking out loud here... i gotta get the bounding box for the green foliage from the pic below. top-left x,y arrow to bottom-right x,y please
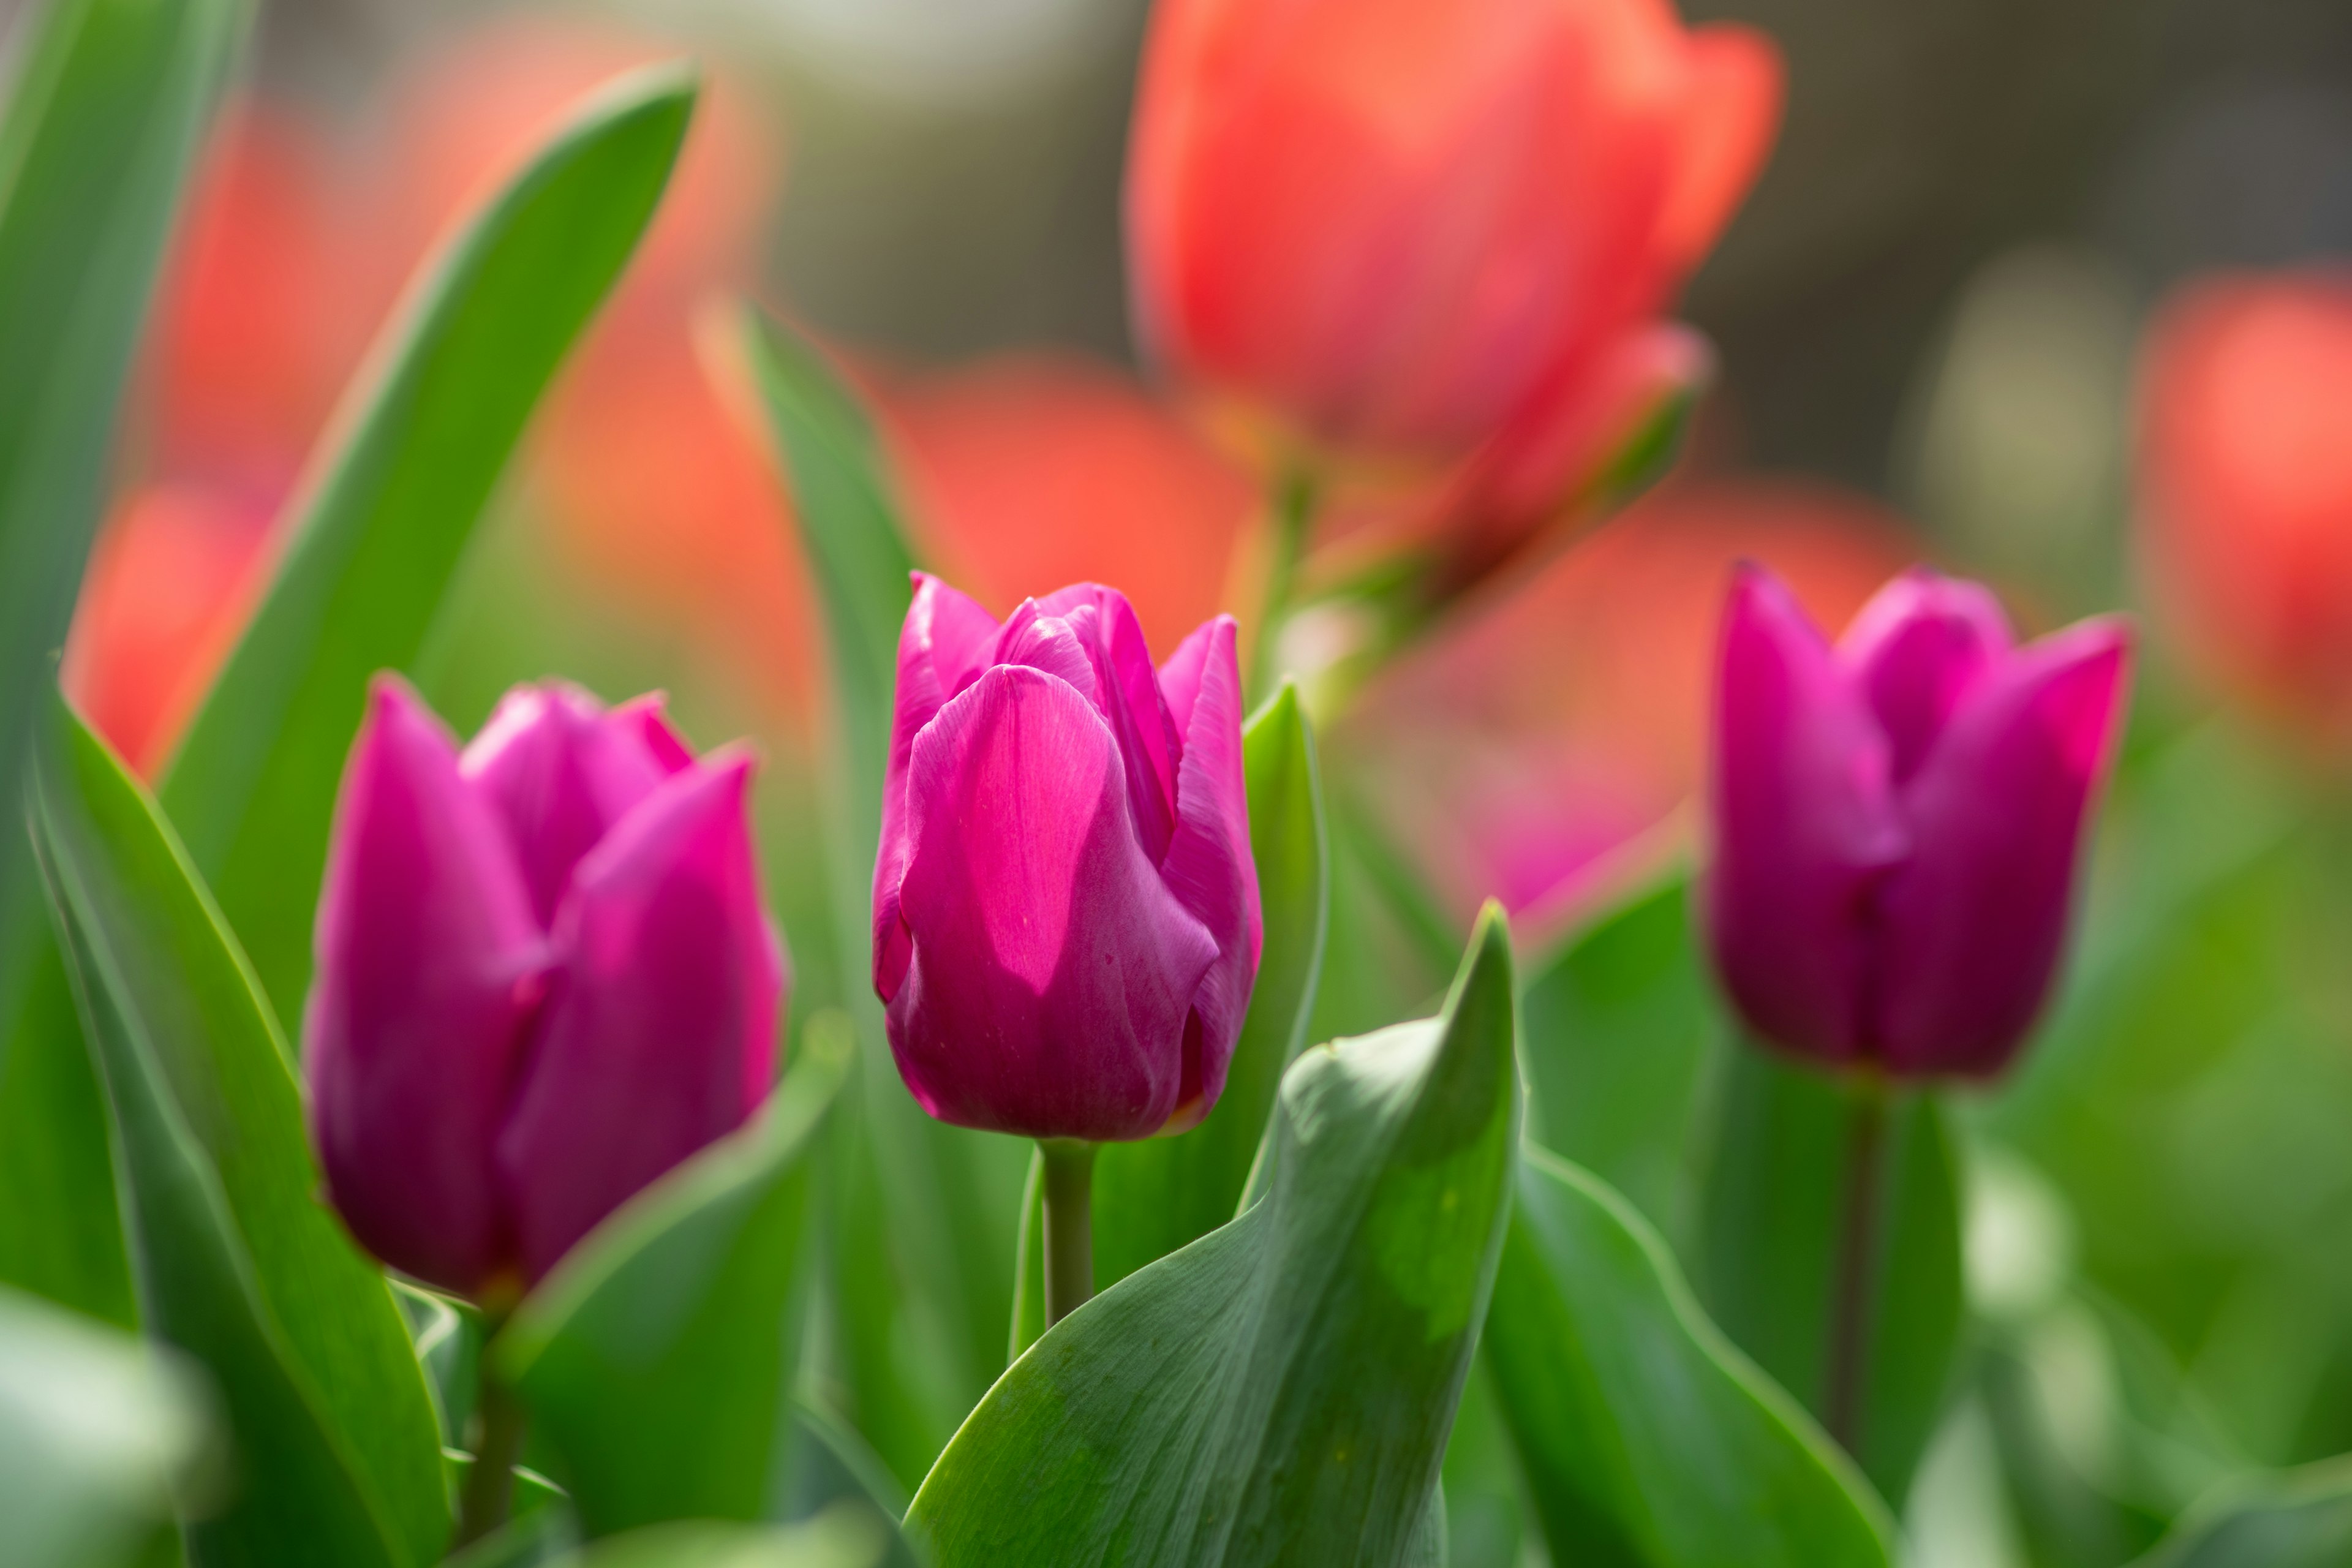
908,907 -> 1521,1567
0,1282 -> 206,1568
1698,1047 -> 1965,1511
1483,1145 -> 1898,1566
497,1015 -> 867,1537
30,698 -> 448,1566
0,947 -> 134,1325
157,66 -> 695,1028
2131,1459 -> 2352,1567
0,0 -> 246,944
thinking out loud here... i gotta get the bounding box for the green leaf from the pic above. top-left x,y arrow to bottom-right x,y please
548,1507 -> 904,1568
2132,1459 -> 2352,1567
0,0 -> 246,935
1518,873 -> 1718,1241
156,66 -> 696,1027
0,1281 -> 208,1568
908,906 -> 1523,1567
1483,1145 -> 1898,1567
1697,1046 -> 1964,1511
31,698 -> 449,1566
741,306 -> 1027,1488
1004,681 -> 1332,1354
496,1013 -> 860,1537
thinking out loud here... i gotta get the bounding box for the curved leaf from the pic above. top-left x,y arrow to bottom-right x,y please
158,65 -> 696,1026
496,1014 -> 864,1537
1484,1145 -> 1898,1567
2133,1459 -> 2352,1568
32,697 -> 448,1565
909,907 -> 1521,1567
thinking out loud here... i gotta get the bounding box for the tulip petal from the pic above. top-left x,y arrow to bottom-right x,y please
1155,615 -> 1261,1129
876,573 -> 1003,1003
1838,570 -> 2013,785
462,682 -> 679,924
1011,584 -> 1185,864
1704,566 -> 1905,1064
888,664 -> 1218,1140
305,677 -> 543,1294
1873,620 -> 2128,1077
611,691 -> 696,775
497,753 -> 785,1281
1654,25 -> 1784,274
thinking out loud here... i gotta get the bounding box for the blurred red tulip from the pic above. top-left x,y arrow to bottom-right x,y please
880,353 -> 1256,659
2136,270 -> 2352,750
1346,478 -> 1912,938
1127,0 -> 1780,530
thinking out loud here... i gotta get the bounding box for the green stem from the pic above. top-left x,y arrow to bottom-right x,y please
454,1321 -> 527,1548
1039,1139 -> 1098,1329
1822,1073 -> 1888,1454
1249,468 -> 1318,703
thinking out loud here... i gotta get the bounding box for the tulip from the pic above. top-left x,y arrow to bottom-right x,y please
2136,269 -> 2352,750
1126,0 -> 1781,516
874,576 -> 1261,1142
306,677 -> 785,1299
1704,566 -> 2128,1079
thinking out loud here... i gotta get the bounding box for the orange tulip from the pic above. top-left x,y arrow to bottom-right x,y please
880,353 -> 1256,659
1346,478 -> 1912,938
2136,270 -> 2352,750
1127,0 -> 1780,525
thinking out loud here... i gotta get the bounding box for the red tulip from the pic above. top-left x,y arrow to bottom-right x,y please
2136,269 -> 2352,750
1127,0 -> 1780,522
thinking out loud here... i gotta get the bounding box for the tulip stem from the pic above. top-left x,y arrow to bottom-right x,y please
1250,467 -> 1319,699
1039,1139 -> 1098,1329
454,1322 -> 528,1548
1823,1073 -> 1889,1455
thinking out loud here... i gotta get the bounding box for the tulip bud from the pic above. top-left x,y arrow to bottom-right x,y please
2136,269 -> 2352,750
874,576 -> 1261,1141
1704,567 -> 2128,1079
306,677 -> 785,1297
1126,0 -> 1780,508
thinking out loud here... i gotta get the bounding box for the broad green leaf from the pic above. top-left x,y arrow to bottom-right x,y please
549,1507 -> 902,1568
1697,1046 -> 1963,1510
1006,682 -> 1332,1354
742,306 -> 1025,1487
908,907 -> 1522,1567
2132,1459 -> 2352,1567
1518,872 -> 1717,1242
157,66 -> 695,1027
0,943 -> 134,1325
1483,1145 -> 1897,1567
31,698 -> 448,1565
497,1015 -> 858,1537
0,1282 -> 206,1568
0,0 -> 246,937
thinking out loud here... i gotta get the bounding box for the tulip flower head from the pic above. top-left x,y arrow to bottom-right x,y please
1127,0 -> 1781,513
307,677 -> 785,1300
874,576 -> 1261,1142
1705,567 -> 2128,1079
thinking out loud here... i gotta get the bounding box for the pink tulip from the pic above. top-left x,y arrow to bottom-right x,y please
306,677 -> 785,1297
1705,567 -> 2128,1079
1126,0 -> 1780,513
873,576 -> 1260,1140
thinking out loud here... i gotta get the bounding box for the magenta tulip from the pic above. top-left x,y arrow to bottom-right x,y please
306,677 -> 785,1298
873,576 -> 1261,1142
1704,566 -> 2129,1079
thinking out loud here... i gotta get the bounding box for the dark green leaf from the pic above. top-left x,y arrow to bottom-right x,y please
31,698 -> 448,1565
1005,681 -> 1331,1353
908,907 -> 1522,1567
1697,1046 -> 1964,1510
0,1282 -> 207,1568
741,305 -> 1026,1488
1518,873 -> 1718,1241
496,1014 -> 855,1536
157,66 -> 695,1026
2132,1459 -> 2352,1567
549,1509 -> 902,1568
0,0 -> 246,935
1484,1145 -> 1897,1566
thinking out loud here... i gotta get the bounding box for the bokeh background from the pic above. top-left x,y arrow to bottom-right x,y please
22,0 -> 2352,1562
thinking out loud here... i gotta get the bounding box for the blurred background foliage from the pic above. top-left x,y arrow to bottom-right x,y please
12,0 -> 2352,1562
